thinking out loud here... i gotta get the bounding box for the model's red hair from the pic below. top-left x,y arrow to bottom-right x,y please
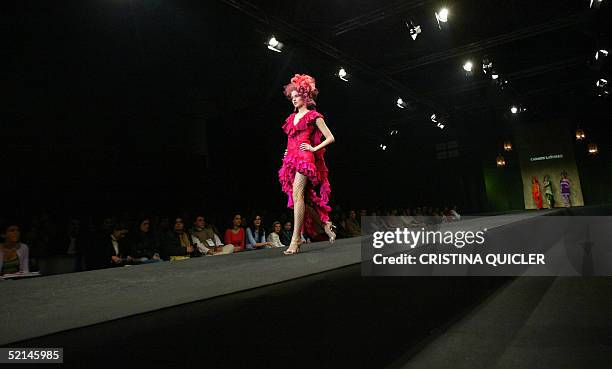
283,74 -> 319,106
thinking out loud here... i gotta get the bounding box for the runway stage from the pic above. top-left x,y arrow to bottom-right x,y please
2,207 -> 612,368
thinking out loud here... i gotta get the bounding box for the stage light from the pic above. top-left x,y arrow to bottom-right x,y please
503,141 -> 513,151
463,61 -> 474,72
587,143 -> 599,155
397,98 -> 407,109
491,70 -> 499,80
482,57 -> 493,74
497,79 -> 509,90
436,8 -> 449,22
510,106 -> 518,114
435,8 -> 449,30
595,49 -> 608,60
267,36 -> 283,53
390,130 -> 399,136
590,0 -> 604,9
596,78 -> 609,97
406,20 -> 422,40
338,67 -> 348,82
496,154 -> 506,167
380,144 -> 388,151
431,113 -> 446,129
575,128 -> 586,141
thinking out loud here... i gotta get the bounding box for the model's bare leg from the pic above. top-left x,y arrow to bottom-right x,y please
287,172 -> 307,253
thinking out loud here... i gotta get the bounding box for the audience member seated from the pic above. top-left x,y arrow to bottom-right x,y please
267,221 -> 284,248
161,217 -> 209,261
278,221 -> 309,246
246,214 -> 272,250
125,217 -> 162,264
190,214 -> 234,255
224,214 -> 246,252
279,221 -> 293,247
450,206 -> 461,221
85,222 -> 129,270
400,208 -> 418,227
0,222 -> 30,275
344,210 -> 362,237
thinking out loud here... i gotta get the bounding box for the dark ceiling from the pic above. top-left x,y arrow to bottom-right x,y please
11,0 -> 612,214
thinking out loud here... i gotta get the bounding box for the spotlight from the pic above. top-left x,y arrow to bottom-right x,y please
575,128 -> 586,141
267,36 -> 283,52
431,113 -> 447,129
406,20 -> 422,40
436,8 -> 449,23
496,154 -> 506,167
379,144 -> 388,151
510,106 -> 518,114
587,143 -> 599,155
463,61 -> 474,72
595,49 -> 608,60
435,8 -> 449,29
589,0 -> 604,9
596,78 -> 609,97
338,67 -> 349,82
397,98 -> 407,109
497,79 -> 509,90
482,57 -> 493,74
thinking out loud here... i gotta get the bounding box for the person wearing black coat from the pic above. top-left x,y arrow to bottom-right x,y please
124,217 -> 162,264
84,223 -> 129,270
160,217 -> 209,261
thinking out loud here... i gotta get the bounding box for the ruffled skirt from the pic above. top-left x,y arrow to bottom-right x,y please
278,153 -> 331,236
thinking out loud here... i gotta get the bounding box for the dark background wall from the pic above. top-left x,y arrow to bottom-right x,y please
8,0 -> 612,220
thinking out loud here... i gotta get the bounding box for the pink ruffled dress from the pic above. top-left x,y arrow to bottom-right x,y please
278,109 -> 331,236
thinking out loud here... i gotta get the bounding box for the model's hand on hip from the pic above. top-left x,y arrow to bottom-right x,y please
300,143 -> 314,152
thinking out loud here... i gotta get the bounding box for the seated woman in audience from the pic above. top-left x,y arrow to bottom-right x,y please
125,217 -> 162,264
224,214 -> 246,252
161,216 -> 208,261
246,214 -> 272,250
191,214 -> 234,255
267,221 -> 285,248
0,222 -> 30,275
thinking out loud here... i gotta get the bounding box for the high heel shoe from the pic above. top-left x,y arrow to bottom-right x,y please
324,222 -> 337,243
283,241 -> 301,255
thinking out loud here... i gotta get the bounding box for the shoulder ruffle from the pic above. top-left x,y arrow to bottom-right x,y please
282,110 -> 324,136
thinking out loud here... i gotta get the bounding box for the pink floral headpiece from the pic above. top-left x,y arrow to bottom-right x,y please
283,74 -> 319,106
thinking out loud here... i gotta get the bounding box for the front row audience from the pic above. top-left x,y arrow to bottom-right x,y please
2,206 -> 462,275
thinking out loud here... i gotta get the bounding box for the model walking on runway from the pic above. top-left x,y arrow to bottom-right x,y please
278,74 -> 336,255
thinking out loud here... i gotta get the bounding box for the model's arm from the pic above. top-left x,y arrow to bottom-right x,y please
304,117 -> 335,152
